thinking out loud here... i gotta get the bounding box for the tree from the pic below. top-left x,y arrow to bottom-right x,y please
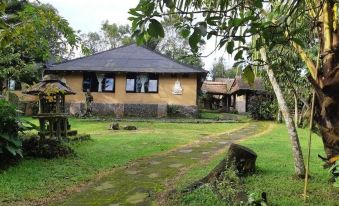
210,57 -> 238,80
0,0 -> 80,92
130,0 -> 320,175
155,15 -> 204,67
81,21 -> 134,55
80,32 -> 106,54
101,21 -> 133,49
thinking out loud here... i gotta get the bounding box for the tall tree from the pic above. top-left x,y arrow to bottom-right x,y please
156,15 -> 204,67
81,21 -> 134,55
0,0 -> 80,90
210,57 -> 238,80
101,21 -> 133,49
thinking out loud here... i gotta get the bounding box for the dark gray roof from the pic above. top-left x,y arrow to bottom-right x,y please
47,44 -> 207,74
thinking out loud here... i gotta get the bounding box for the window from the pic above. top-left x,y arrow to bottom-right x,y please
126,73 -> 158,93
83,72 -> 115,92
8,79 -> 21,91
102,74 -> 115,92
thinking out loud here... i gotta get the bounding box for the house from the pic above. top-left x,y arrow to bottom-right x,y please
201,77 -> 265,113
35,44 -> 207,117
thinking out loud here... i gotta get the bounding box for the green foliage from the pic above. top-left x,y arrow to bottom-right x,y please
128,0 -> 315,85
210,57 -> 238,79
242,66 -> 255,85
248,95 -> 277,120
81,21 -> 134,55
329,160 -> 339,188
0,0 -> 80,86
156,15 -> 204,67
0,99 -> 22,157
215,164 -> 242,204
22,137 -> 74,159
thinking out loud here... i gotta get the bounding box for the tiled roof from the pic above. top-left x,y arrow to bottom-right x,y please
46,44 -> 207,74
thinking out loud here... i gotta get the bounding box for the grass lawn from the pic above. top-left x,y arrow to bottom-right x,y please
199,109 -> 250,122
178,124 -> 339,206
0,118 -> 243,204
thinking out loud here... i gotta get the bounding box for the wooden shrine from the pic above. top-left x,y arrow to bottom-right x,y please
23,75 -> 76,140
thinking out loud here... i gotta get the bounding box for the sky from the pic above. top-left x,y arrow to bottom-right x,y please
39,0 -> 232,71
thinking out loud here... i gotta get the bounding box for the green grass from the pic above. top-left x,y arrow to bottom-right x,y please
0,118 -> 243,204
199,109 -> 250,122
179,124 -> 339,206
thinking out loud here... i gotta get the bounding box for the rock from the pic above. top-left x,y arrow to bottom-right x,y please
123,125 -> 137,130
227,143 -> 257,175
108,123 -> 120,130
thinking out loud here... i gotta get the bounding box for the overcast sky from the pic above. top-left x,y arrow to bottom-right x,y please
40,0 -> 232,71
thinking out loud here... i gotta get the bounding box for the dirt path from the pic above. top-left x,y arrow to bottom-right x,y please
52,122 -> 267,206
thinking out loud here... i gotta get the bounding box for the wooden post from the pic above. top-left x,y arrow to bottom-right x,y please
38,95 -> 43,114
49,119 -> 54,138
64,118 -> 68,138
56,95 -> 60,113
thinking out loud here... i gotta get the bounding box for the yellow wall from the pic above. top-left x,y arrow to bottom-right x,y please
63,72 -> 198,106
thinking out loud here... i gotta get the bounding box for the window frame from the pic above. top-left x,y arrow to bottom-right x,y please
125,73 -> 159,93
83,72 -> 115,93
101,74 -> 115,93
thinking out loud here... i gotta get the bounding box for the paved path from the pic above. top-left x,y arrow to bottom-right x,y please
54,122 -> 265,206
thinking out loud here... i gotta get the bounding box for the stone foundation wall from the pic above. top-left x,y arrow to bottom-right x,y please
64,103 -> 197,118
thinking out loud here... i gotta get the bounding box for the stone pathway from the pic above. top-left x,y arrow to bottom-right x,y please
54,123 -> 265,206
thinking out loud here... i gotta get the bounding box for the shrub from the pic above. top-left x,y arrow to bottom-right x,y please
23,136 -> 74,159
247,95 -> 277,120
0,99 -> 22,158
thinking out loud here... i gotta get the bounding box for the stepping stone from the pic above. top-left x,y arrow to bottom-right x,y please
125,170 -> 139,175
179,149 -> 192,153
202,151 -> 210,155
108,203 -> 120,206
191,157 -> 199,160
147,173 -> 159,178
126,192 -> 149,204
169,163 -> 183,168
169,155 -> 176,158
94,182 -> 114,191
150,161 -> 160,165
218,141 -> 229,145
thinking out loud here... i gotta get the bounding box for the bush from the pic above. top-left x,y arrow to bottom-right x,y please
247,95 -> 277,120
0,99 -> 22,158
23,136 -> 74,159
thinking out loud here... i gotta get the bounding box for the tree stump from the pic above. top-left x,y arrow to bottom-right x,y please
112,123 -> 120,130
227,143 -> 257,175
182,143 -> 257,193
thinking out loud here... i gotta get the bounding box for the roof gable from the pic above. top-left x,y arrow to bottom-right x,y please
47,44 -> 206,74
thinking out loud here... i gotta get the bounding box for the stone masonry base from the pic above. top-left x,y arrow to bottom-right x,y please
65,103 -> 198,118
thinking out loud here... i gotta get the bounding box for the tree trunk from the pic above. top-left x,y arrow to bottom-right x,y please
311,0 -> 339,164
260,48 -> 306,177
294,93 -> 298,128
277,110 -> 283,123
